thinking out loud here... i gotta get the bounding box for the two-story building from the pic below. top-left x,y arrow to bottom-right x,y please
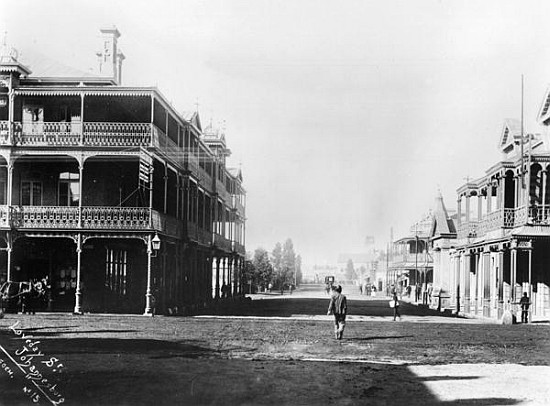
0,27 -> 246,315
387,214 -> 433,301
451,114 -> 550,321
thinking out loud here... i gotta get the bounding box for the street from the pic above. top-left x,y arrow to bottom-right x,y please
0,284 -> 549,405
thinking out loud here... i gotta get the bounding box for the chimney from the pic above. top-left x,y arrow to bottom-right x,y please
96,26 -> 123,84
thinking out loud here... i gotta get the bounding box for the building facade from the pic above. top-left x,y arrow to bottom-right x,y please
0,27 -> 246,315
387,214 -> 433,301
450,115 -> 550,321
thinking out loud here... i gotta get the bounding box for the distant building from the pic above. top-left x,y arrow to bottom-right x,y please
387,213 -> 433,300
0,28 -> 246,315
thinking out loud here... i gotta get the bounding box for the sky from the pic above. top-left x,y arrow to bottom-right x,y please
2,0 -> 550,267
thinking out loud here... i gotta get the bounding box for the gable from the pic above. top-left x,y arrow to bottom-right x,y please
538,85 -> 550,126
499,119 -> 521,153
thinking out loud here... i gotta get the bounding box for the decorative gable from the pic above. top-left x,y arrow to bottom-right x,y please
538,85 -> 550,126
499,119 -> 521,154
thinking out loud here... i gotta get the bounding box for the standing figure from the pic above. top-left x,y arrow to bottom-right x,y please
391,287 -> 401,321
519,292 -> 531,324
327,285 -> 347,340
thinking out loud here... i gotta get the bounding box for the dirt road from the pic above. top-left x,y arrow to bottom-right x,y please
0,284 -> 548,405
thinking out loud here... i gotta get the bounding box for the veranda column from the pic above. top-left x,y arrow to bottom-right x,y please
497,247 -> 505,319
144,235 -> 154,315
78,161 -> 84,228
6,160 -> 13,281
6,235 -> 12,282
542,169 -> 548,219
222,257 -> 226,296
482,249 -> 491,317
73,234 -> 83,314
464,251 -> 471,314
465,194 -> 471,224
453,252 -> 460,312
473,251 -> 479,315
457,197 -> 462,228
510,240 -> 518,306
214,257 -> 221,299
228,256 -> 234,296
527,240 -> 533,323
233,257 -> 239,296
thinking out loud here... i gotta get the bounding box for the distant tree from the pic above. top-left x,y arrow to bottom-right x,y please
359,265 -> 367,281
242,260 -> 256,293
271,242 -> 282,275
252,247 -> 273,291
345,259 -> 357,282
282,238 -> 296,286
295,254 -> 303,286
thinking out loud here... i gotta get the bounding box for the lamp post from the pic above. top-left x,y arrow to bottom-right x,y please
144,233 -> 161,316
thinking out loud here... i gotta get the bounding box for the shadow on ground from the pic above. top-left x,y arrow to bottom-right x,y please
0,332 -> 524,406
198,296 -> 457,319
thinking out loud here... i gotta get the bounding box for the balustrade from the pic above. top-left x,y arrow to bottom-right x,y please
84,122 -> 151,146
232,241 -> 246,255
81,206 -> 150,230
0,121 -> 9,144
529,206 -> 550,224
14,206 -> 79,229
0,205 -> 10,228
231,195 -> 245,215
213,233 -> 232,252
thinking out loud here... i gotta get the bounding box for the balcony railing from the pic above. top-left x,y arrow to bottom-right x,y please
84,122 -> 151,146
81,206 -> 150,230
198,228 -> 213,246
13,206 -> 80,229
0,205 -> 10,228
16,122 -> 81,145
0,121 -> 9,144
213,233 -> 232,252
232,241 -> 246,255
231,195 -> 245,215
529,206 -> 550,224
458,205 -> 550,239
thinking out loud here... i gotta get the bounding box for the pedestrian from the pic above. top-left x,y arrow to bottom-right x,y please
390,286 -> 401,321
519,292 -> 531,324
327,285 -> 347,340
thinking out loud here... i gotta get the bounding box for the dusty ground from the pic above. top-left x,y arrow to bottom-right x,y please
0,285 -> 549,405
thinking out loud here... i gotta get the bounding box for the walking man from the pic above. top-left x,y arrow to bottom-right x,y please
327,285 -> 347,340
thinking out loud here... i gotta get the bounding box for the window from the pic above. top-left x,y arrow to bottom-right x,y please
58,172 -> 80,206
0,181 -> 5,205
105,248 -> 127,295
21,181 -> 42,206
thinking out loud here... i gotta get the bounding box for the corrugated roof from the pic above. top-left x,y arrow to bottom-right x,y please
19,50 -> 99,79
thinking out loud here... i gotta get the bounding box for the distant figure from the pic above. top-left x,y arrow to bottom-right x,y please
519,293 -> 531,324
406,285 -> 412,297
390,285 -> 401,321
415,283 -> 421,302
327,285 -> 347,340
221,283 -> 228,298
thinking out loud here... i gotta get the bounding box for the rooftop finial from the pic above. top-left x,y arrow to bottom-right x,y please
0,30 -> 19,63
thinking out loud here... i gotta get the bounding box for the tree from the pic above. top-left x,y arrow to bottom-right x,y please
242,260 -> 256,293
271,242 -> 284,289
282,238 -> 296,286
252,248 -> 273,291
345,259 -> 356,282
295,254 -> 303,286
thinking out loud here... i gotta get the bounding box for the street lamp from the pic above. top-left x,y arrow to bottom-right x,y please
151,233 -> 161,257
